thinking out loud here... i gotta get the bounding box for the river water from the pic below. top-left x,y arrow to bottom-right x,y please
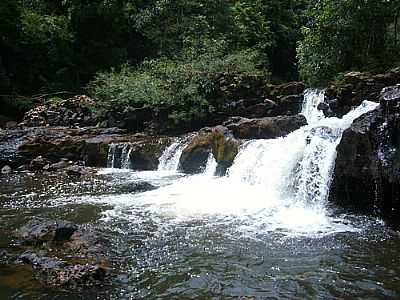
0,90 -> 400,299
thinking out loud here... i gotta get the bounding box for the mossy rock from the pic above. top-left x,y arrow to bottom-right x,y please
179,126 -> 239,174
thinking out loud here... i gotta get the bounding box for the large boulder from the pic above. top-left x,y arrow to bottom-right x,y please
224,114 -> 307,140
123,137 -> 170,170
179,126 -> 240,174
330,84 -> 400,223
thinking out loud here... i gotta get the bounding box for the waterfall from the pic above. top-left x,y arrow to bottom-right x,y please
204,153 -> 217,177
107,144 -> 117,168
301,88 -> 325,124
103,89 -> 379,234
227,90 -> 379,210
106,143 -> 132,169
121,144 -> 132,169
157,139 -> 187,171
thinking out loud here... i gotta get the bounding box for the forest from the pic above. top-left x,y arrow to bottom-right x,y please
2,1 -> 400,298
0,0 -> 399,122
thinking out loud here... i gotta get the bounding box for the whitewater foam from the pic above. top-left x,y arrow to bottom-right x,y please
95,90 -> 380,236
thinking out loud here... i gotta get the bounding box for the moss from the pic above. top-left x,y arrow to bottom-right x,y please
184,128 -> 239,166
209,131 -> 238,165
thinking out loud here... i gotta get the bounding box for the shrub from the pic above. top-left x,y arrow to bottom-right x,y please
88,42 -> 266,124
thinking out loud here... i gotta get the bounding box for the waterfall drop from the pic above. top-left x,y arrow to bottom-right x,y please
106,143 -> 133,169
158,139 -> 189,172
102,89 -> 379,235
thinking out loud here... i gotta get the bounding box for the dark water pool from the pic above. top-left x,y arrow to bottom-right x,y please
1,170 -> 400,299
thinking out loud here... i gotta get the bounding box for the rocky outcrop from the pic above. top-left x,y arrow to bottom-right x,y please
224,114 -> 307,140
0,126 -> 169,170
109,138 -> 170,170
21,95 -> 98,128
19,80 -> 306,135
323,68 -> 400,117
101,80 -> 306,135
15,79 -> 305,135
179,126 -> 240,175
219,81 -> 305,120
179,114 -> 307,174
330,84 -> 400,223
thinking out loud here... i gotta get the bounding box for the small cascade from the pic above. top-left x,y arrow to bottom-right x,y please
158,139 -> 189,172
107,144 -> 117,168
102,89 -> 380,235
228,91 -> 379,210
107,143 -> 133,169
204,153 -> 217,177
301,89 -> 325,124
121,144 -> 132,169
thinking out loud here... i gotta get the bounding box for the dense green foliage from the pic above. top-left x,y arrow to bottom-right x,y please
0,0 -> 307,95
89,43 -> 264,123
0,0 -> 399,120
298,0 -> 400,85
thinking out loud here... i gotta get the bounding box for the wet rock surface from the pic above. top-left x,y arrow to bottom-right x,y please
224,114 -> 307,140
0,126 -> 170,170
123,142 -> 170,169
324,68 -> 400,117
16,219 -> 78,245
18,251 -> 107,289
331,84 -> 400,223
179,126 -> 240,174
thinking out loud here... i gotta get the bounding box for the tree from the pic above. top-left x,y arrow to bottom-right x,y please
232,0 -> 307,81
298,0 -> 400,85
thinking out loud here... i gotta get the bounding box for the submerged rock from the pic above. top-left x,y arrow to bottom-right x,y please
15,218 -> 107,258
118,181 -> 157,194
11,219 -> 110,289
224,114 -> 307,140
0,250 -> 13,265
29,155 -> 51,171
331,84 -> 400,223
19,252 -> 66,269
16,219 -> 79,245
19,252 -> 108,289
1,164 -> 11,174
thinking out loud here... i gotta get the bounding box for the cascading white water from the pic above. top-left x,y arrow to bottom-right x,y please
121,144 -> 132,169
99,89 -> 379,235
229,90 -> 378,211
107,144 -> 117,168
301,88 -> 325,124
157,139 -> 189,171
106,143 -> 132,169
204,153 -> 217,176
